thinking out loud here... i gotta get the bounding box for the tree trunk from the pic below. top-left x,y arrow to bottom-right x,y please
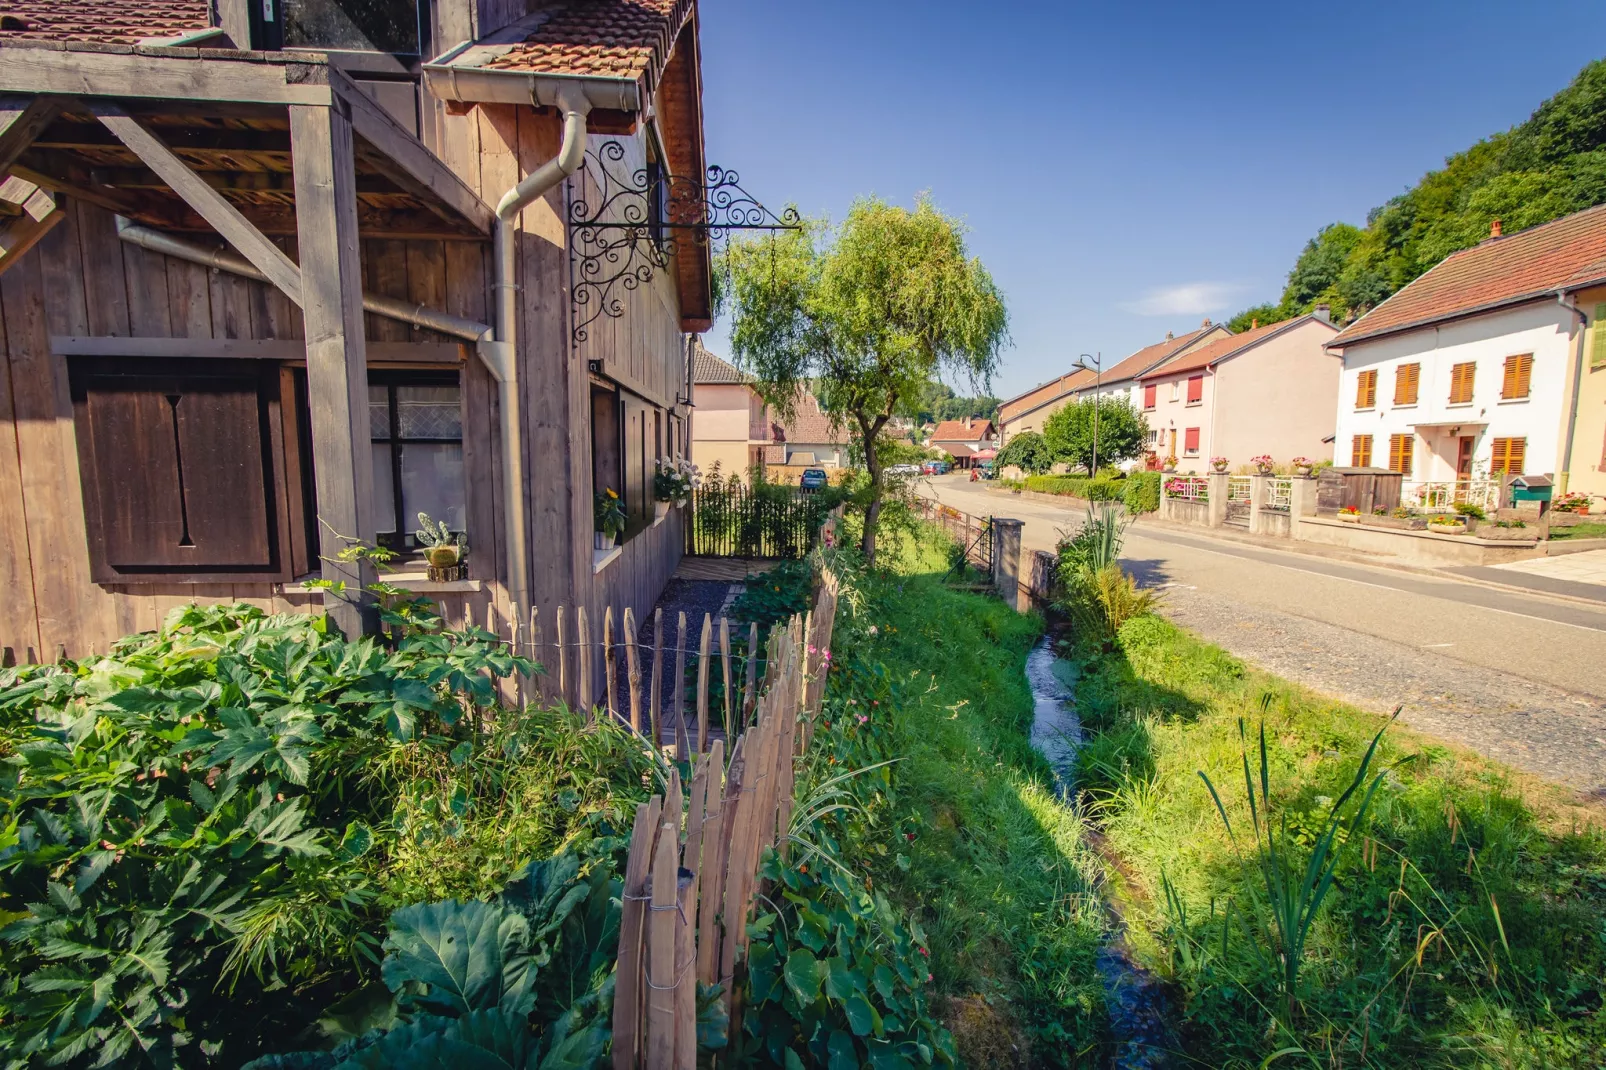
861,461 -> 883,565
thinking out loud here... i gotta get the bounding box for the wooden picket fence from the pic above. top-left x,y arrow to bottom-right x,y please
610,572 -> 840,1069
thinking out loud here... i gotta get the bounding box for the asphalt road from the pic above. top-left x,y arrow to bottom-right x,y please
921,476 -> 1606,796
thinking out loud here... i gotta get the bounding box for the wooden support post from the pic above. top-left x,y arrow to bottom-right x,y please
695,613 -> 712,754
673,611 -> 689,761
693,739 -> 726,988
742,621 -> 759,729
613,795 -> 663,1070
555,604 -> 567,708
290,102 -> 376,637
624,607 -> 642,735
604,606 -> 617,723
646,820 -> 679,1070
527,606 -> 540,706
649,608 -> 663,748
577,605 -> 593,717
719,616 -> 732,741
0,97 -> 61,174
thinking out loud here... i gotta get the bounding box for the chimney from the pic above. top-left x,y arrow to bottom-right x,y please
1490,218 -> 1502,239
1165,330 -> 1174,341
1313,303 -> 1331,324
1201,318 -> 1212,328
964,415 -> 972,430
1250,317 -> 1258,330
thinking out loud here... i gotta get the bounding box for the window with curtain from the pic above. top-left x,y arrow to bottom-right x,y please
1355,369 -> 1377,409
369,372 -> 464,551
1500,354 -> 1533,400
1393,363 -> 1420,405
1490,437 -> 1526,475
1448,362 -> 1476,404
1387,433 -> 1414,475
1351,435 -> 1373,467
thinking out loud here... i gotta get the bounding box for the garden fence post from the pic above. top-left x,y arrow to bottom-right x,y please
1249,473 -> 1267,535
1206,473 -> 1228,527
991,517 -> 1025,611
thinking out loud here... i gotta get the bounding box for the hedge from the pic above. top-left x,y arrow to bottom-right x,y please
1022,474 -> 1124,501
1123,471 -> 1161,514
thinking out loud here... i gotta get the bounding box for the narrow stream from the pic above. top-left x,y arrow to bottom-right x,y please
1024,639 -> 1178,1069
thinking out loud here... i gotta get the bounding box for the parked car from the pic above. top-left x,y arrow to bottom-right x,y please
886,463 -> 922,477
799,468 -> 830,491
921,460 -> 951,475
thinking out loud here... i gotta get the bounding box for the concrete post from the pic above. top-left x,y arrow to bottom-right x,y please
1206,472 -> 1228,527
992,518 -> 1025,611
1289,474 -> 1318,517
1248,473 -> 1267,534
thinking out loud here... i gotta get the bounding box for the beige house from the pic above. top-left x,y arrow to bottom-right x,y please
1139,314 -> 1340,470
1568,282 -> 1606,500
690,344 -> 769,480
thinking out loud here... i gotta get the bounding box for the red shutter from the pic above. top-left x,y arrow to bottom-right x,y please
1186,375 -> 1203,403
1184,427 -> 1200,454
1143,383 -> 1156,410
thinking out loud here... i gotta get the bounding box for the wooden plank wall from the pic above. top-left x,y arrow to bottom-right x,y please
0,198 -> 495,662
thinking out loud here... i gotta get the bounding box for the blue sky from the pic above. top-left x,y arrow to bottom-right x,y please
695,0 -> 1606,401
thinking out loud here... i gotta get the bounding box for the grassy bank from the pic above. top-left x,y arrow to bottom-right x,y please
1073,614 -> 1606,1067
817,525 -> 1108,1067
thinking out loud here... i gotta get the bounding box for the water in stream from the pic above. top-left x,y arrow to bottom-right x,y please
1023,639 -> 1178,1069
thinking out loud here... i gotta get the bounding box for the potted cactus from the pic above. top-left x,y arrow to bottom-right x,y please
415,513 -> 468,581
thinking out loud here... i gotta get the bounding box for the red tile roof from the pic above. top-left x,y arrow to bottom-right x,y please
484,0 -> 694,83
1330,203 -> 1606,346
775,392 -> 848,445
1139,317 -> 1333,379
1099,324 -> 1227,383
930,419 -> 994,443
692,344 -> 751,385
998,370 -> 1093,422
0,0 -> 211,43
1001,325 -> 1228,423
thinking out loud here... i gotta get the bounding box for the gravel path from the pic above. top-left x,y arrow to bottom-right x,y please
1157,584 -> 1606,798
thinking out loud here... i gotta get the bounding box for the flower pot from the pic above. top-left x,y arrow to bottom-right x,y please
1427,522 -> 1467,536
427,562 -> 466,582
1162,464 -> 1177,474
1295,465 -> 1313,478
1255,466 -> 1274,476
655,500 -> 670,520
1337,513 -> 1361,523
425,545 -> 460,569
1211,462 -> 1228,473
595,531 -> 617,551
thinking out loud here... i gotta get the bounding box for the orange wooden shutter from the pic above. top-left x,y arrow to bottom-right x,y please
1351,435 -> 1372,467
1355,369 -> 1376,409
1449,362 -> 1475,403
1388,434 -> 1413,474
1500,354 -> 1532,399
1491,437 -> 1525,474
1394,363 -> 1419,404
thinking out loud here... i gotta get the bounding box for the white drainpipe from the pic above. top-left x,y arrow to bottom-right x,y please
482,85 -> 592,617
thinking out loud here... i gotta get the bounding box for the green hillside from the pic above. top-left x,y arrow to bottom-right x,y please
1231,57 -> 1606,332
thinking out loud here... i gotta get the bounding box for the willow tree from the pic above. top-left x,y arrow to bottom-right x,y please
719,196 -> 1008,562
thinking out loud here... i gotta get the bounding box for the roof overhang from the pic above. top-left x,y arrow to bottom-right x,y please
422,39 -> 642,114
1326,286 -> 1594,351
1408,419 -> 1489,430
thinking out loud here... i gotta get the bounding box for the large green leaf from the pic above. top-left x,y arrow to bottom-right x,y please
782,949 -> 823,1006
336,1011 -> 534,1070
381,900 -> 536,1017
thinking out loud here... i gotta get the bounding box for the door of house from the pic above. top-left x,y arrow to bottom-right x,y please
1456,435 -> 1475,480
1167,428 -> 1177,458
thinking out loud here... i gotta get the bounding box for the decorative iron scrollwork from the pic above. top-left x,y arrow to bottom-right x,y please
568,142 -> 799,345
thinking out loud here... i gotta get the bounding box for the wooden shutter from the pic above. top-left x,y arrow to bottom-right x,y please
1393,363 -> 1419,405
1143,383 -> 1156,409
70,360 -> 284,579
1184,427 -> 1200,454
1500,353 -> 1532,399
1490,436 -> 1525,475
1355,369 -> 1376,409
1186,375 -> 1203,403
1387,433 -> 1413,475
1351,434 -> 1372,467
1592,304 -> 1606,370
1449,362 -> 1475,404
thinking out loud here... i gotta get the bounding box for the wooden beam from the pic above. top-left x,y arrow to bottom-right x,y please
0,45 -> 333,107
18,153 -> 404,196
0,96 -> 61,173
291,101 -> 378,637
49,336 -> 466,362
0,194 -> 58,272
0,175 -> 56,220
36,120 -> 294,155
330,67 -> 493,234
91,103 -> 304,305
8,160 -> 179,221
213,0 -> 253,49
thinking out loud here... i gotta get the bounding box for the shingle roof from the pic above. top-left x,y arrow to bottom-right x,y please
998,370 -> 1094,422
1139,317 -> 1332,379
483,0 -> 694,83
1330,203 -> 1606,347
930,419 -> 994,443
1000,326 -> 1227,424
1099,324 -> 1226,384
692,346 -> 751,385
0,0 -> 211,43
776,392 -> 848,445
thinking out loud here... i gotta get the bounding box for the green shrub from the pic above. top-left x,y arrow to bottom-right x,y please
1453,500 -> 1487,520
1123,472 -> 1161,514
1023,474 -> 1123,500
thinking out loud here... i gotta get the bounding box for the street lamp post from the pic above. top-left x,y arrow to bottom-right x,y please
1073,353 -> 1103,475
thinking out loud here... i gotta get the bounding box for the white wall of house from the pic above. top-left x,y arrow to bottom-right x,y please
1332,302 -> 1574,481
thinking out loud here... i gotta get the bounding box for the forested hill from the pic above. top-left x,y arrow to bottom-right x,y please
1230,58 -> 1606,332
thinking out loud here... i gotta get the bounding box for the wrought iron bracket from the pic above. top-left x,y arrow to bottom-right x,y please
567,142 -> 799,345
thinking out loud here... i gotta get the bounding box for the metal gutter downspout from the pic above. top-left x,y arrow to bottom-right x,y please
1557,291 -> 1589,495
485,85 -> 591,618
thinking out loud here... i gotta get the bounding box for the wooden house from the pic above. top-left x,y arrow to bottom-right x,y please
0,0 -> 713,699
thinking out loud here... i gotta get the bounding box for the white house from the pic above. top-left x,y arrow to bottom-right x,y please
1327,206 -> 1606,504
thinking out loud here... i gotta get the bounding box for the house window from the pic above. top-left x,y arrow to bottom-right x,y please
1393,362 -> 1420,405
1500,353 -> 1533,400
1183,427 -> 1200,455
1143,383 -> 1156,410
1490,436 -> 1525,475
369,373 -> 464,550
1351,434 -> 1373,468
1186,375 -> 1204,405
1387,433 -> 1414,476
1355,369 -> 1377,410
1448,361 -> 1476,404
1170,380 -> 1180,402
1592,303 -> 1606,370
591,380 -> 663,543
278,0 -> 423,53
67,358 -> 293,582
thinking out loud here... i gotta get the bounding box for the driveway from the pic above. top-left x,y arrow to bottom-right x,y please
921,476 -> 1606,797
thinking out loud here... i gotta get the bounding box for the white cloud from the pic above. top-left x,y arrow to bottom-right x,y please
1119,281 -> 1248,317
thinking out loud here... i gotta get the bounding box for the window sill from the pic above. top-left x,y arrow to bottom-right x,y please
1446,402 -> 1474,409
1355,407 -> 1375,413
593,545 -> 623,574
1496,396 -> 1530,404
1185,401 -> 1202,407
297,573 -> 484,593
1392,402 -> 1417,409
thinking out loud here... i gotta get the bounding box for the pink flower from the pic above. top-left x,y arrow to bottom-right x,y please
857,714 -> 868,724
926,973 -> 933,983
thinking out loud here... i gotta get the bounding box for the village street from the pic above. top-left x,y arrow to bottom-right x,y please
922,475 -> 1606,796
